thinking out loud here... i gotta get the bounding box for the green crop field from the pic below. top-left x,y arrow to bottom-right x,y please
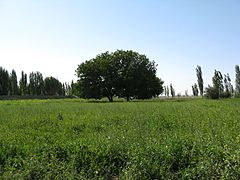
1,98 -> 240,179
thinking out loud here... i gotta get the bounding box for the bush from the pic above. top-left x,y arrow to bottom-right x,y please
220,91 -> 232,98
205,86 -> 219,99
205,86 -> 232,99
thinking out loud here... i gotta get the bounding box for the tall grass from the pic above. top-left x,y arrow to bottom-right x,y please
0,98 -> 240,179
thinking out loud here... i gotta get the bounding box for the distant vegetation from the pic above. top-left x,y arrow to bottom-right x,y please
0,68 -> 76,97
205,68 -> 236,99
165,64 -> 240,99
1,50 -> 240,100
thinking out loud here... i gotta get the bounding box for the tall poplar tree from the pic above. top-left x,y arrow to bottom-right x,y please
196,65 -> 204,96
192,83 -> 199,96
19,71 -> 28,95
166,86 -> 169,97
10,70 -> 18,95
235,65 -> 240,95
170,84 -> 175,97
0,67 -> 10,95
29,71 -> 44,95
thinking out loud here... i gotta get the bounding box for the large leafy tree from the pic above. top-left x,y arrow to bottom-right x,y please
112,50 -> 163,101
77,51 -> 125,101
76,50 -> 164,102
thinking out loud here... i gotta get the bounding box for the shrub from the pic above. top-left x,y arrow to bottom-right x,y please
205,86 -> 219,99
220,91 -> 232,98
205,86 -> 232,99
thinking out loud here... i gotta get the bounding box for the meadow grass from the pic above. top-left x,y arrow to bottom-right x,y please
0,98 -> 240,179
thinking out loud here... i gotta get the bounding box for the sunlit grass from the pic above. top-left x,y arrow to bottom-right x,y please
1,98 -> 240,179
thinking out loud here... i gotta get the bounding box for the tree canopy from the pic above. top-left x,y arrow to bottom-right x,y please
76,50 -> 164,101
44,77 -> 64,96
206,69 -> 233,99
29,71 -> 44,96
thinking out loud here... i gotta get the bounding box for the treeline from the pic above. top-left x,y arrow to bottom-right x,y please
192,65 -> 240,99
163,65 -> 240,99
204,65 -> 240,99
1,51 -> 239,101
163,84 -> 176,98
0,67 -> 76,97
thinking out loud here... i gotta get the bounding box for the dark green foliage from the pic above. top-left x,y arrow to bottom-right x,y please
0,67 -> 10,96
29,71 -> 44,95
76,50 -> 164,101
192,83 -> 199,96
44,77 -> 63,96
0,67 -> 67,98
19,71 -> 28,95
224,74 -> 233,97
196,65 -> 204,96
205,86 -> 220,99
205,86 -> 232,99
206,70 -> 233,99
170,83 -> 175,97
212,70 -> 224,95
9,70 -> 18,95
70,80 -> 77,95
235,65 -> 240,95
166,86 -> 170,97
77,58 -> 106,100
112,50 -> 163,100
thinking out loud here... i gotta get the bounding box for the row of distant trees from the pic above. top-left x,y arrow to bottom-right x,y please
163,66 -> 204,98
1,49 -> 239,101
193,65 -> 240,99
204,65 -> 240,99
163,65 -> 240,99
0,67 -> 76,97
163,84 -> 175,97
1,50 -> 164,101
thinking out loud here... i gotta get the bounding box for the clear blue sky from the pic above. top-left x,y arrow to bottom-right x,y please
0,0 -> 239,94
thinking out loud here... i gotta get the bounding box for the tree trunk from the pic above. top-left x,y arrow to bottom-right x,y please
126,95 -> 130,102
108,96 -> 113,102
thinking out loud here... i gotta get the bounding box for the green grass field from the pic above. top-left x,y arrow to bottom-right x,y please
1,98 -> 240,179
